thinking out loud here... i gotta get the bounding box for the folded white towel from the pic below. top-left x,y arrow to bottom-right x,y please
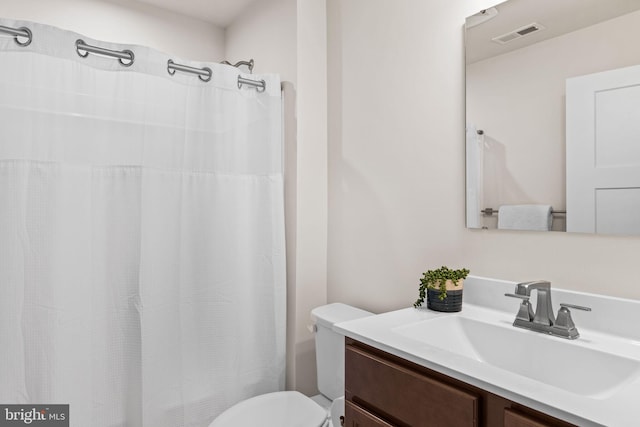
498,204 -> 553,231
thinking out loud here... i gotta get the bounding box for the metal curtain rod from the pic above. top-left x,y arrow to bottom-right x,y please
1,23 -> 267,90
238,76 -> 266,92
221,59 -> 265,91
74,39 -> 266,89
481,208 -> 566,216
0,24 -> 32,46
167,59 -> 211,82
167,61 -> 264,90
76,39 -> 134,67
221,59 -> 254,73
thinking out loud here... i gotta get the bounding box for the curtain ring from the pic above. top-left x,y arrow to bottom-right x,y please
14,27 -> 32,47
199,67 -> 212,82
119,50 -> 134,67
167,59 -> 176,75
75,39 -> 89,58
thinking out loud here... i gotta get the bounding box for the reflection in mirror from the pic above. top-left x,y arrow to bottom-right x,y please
465,0 -> 640,235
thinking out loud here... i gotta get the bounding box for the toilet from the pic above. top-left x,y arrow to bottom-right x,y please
210,303 -> 373,427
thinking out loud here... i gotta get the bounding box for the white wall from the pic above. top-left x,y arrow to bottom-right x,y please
292,0 -> 328,396
326,0 -> 640,320
0,0 -> 225,61
467,10 -> 640,231
225,0 -> 296,83
327,0 -> 473,313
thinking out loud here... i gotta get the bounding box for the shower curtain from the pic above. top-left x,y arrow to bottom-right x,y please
0,19 -> 285,427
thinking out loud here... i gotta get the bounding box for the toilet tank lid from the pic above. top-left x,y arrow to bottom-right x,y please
311,303 -> 373,329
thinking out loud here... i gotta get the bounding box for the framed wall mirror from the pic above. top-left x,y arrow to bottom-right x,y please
465,0 -> 640,235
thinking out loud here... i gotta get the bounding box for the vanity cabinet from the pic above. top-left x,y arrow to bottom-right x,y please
345,338 -> 576,427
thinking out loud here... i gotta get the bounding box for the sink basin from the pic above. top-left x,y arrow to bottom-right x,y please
334,277 -> 640,426
392,315 -> 640,398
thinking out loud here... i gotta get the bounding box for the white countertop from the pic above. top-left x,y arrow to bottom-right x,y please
334,276 -> 640,427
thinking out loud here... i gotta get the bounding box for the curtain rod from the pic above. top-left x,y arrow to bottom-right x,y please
481,208 -> 566,216
168,59 -> 211,82
238,76 -> 265,92
76,39 -> 134,66
0,24 -> 32,46
1,23 -> 266,90
221,59 -> 265,91
220,59 -> 254,73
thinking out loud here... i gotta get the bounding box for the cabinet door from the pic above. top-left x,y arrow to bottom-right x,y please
345,401 -> 395,427
346,345 -> 479,427
504,408 -> 562,427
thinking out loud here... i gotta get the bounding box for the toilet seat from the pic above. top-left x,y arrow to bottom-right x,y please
209,391 -> 328,427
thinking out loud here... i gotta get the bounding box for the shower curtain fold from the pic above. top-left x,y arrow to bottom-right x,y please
0,19 -> 285,427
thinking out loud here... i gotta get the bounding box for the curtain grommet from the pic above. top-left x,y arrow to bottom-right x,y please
119,50 -> 134,67
14,27 -> 32,47
199,67 -> 212,82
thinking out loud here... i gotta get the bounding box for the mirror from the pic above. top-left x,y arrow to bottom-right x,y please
465,0 -> 640,235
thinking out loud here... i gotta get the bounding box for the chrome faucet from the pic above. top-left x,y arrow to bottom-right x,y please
515,280 -> 555,325
505,280 -> 591,339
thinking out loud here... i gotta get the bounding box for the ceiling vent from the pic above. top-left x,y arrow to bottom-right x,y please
492,22 -> 546,44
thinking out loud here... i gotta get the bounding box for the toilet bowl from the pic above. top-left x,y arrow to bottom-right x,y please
209,391 -> 328,427
209,303 -> 373,427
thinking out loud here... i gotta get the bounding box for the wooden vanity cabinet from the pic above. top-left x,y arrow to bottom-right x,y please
345,338 -> 576,427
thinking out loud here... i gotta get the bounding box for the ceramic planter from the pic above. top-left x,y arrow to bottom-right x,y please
427,279 -> 464,312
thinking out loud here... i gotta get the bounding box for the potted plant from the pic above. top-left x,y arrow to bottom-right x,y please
413,266 -> 470,312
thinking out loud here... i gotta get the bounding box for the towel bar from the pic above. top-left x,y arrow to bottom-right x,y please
481,208 -> 566,216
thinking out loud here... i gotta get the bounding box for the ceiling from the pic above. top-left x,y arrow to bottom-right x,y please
466,0 -> 640,63
129,0 -> 262,28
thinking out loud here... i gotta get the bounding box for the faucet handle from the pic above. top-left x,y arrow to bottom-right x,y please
553,303 -> 591,339
559,303 -> 592,312
504,293 -> 530,300
504,293 -> 533,321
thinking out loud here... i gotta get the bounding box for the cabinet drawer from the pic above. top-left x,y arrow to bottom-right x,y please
346,344 -> 479,427
345,401 -> 395,427
504,408 -> 570,427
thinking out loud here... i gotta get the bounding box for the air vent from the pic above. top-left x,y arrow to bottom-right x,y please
492,22 -> 546,45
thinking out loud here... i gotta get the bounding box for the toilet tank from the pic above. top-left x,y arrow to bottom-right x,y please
310,303 -> 373,400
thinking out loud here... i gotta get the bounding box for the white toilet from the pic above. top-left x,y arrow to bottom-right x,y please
210,303 -> 373,427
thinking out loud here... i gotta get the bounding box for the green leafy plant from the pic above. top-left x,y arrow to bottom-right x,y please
413,266 -> 470,307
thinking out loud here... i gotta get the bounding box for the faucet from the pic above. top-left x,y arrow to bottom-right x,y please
505,280 -> 591,339
515,280 -> 555,326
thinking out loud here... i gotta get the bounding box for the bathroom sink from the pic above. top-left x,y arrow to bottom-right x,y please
392,315 -> 640,398
335,277 -> 640,426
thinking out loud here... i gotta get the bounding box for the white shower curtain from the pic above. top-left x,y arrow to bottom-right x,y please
0,20 -> 285,427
